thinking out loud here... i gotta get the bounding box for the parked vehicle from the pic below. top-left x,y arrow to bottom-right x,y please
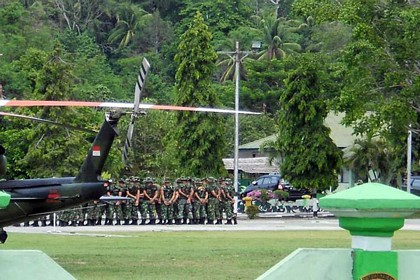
240,174 -> 309,201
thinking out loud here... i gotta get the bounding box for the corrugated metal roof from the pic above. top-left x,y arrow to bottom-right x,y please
239,112 -> 356,150
223,157 -> 279,174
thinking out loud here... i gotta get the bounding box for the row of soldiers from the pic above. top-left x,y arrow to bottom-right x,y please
56,176 -> 238,226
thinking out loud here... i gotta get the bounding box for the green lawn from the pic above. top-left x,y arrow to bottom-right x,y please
3,230 -> 420,280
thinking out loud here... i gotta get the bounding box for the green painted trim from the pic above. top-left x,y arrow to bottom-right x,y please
353,249 -> 398,280
339,217 -> 404,237
0,191 -> 10,208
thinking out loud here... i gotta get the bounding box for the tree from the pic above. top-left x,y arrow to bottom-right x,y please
173,11 -> 228,177
294,0 -> 420,176
344,136 -> 401,185
108,3 -> 151,50
15,42 -> 117,178
257,13 -> 302,60
276,54 -> 342,191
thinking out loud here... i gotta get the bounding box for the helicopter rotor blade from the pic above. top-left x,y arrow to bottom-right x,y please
122,58 -> 150,165
0,100 -> 261,115
0,112 -> 97,134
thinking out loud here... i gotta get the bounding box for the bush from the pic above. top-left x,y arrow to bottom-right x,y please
245,205 -> 259,219
274,190 -> 289,200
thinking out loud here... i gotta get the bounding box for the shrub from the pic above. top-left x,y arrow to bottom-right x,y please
274,190 -> 289,200
245,205 -> 259,219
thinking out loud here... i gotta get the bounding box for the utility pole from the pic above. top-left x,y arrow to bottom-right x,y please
407,126 -> 412,193
233,41 -> 240,214
218,41 -> 260,214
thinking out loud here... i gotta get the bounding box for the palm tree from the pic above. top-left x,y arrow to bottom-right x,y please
257,15 -> 302,60
216,39 -> 249,82
345,136 -> 399,184
108,4 -> 151,49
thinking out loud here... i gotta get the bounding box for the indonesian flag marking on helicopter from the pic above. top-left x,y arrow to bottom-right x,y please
92,146 -> 101,157
0,100 -> 261,115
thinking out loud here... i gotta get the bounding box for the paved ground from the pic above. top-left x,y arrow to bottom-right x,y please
6,215 -> 420,235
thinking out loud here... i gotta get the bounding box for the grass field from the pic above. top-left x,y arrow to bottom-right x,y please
3,230 -> 420,279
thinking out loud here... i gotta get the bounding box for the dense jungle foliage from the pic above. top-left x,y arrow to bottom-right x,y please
0,0 -> 418,189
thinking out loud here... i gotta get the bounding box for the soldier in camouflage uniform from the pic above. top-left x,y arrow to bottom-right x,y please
135,178 -> 148,225
219,179 -> 235,224
95,200 -> 107,225
194,179 -> 208,224
160,178 -> 176,224
206,177 -> 219,225
86,200 -> 100,226
127,177 -> 140,225
154,179 -> 163,224
71,205 -> 84,226
104,182 -> 116,225
58,209 -> 71,226
113,180 -> 124,225
143,177 -> 158,225
118,179 -> 131,225
176,177 -> 194,225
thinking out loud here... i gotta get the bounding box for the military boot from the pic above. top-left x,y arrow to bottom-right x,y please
140,219 -> 146,225
96,218 -> 102,225
175,219 -> 181,225
41,220 -> 47,227
32,221 -> 39,227
147,219 -> 156,225
199,218 -> 205,224
107,219 -> 114,225
207,219 -> 214,225
182,218 -> 187,224
233,217 -> 238,225
115,220 -> 121,225
167,219 -> 173,225
225,219 -> 232,225
157,219 -> 163,225
124,219 -> 130,225
216,219 -> 222,225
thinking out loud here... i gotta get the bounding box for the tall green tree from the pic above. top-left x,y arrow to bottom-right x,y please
276,54 -> 342,191
173,11 -> 227,177
15,42 -> 120,178
294,0 -> 419,175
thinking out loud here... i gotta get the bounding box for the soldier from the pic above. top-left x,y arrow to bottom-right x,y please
118,179 -> 131,225
135,178 -> 148,225
143,177 -> 158,225
113,179 -> 124,225
194,179 -> 208,224
95,200 -> 107,225
220,178 -> 235,224
154,179 -> 163,224
86,200 -> 100,226
127,177 -> 140,225
206,177 -> 219,225
160,178 -> 176,224
176,177 -> 194,225
104,181 -> 116,225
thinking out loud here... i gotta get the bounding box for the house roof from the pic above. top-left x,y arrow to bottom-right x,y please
223,157 -> 279,174
239,112 -> 356,150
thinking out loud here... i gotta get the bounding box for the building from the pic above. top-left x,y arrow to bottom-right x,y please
223,112 -> 357,188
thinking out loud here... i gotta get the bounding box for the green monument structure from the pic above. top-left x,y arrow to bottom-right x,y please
257,182 -> 420,280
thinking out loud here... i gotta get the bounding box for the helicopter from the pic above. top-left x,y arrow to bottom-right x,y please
0,58 -> 260,243
0,58 -> 151,243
